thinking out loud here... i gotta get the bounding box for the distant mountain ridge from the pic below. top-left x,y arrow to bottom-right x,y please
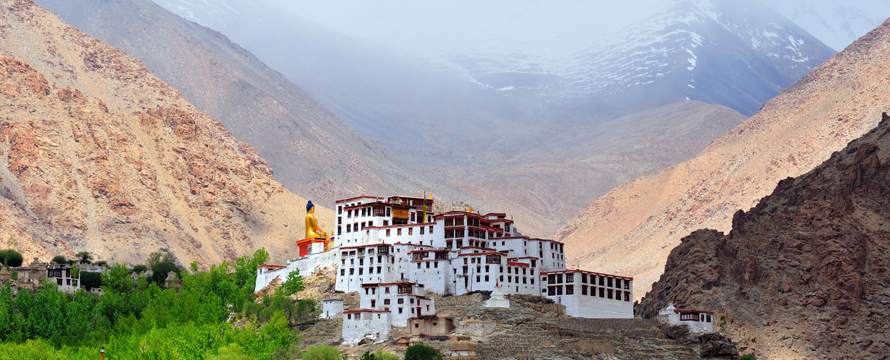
559,18 -> 890,297
454,0 -> 835,117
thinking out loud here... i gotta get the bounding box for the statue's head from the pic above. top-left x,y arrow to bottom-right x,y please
306,200 -> 315,213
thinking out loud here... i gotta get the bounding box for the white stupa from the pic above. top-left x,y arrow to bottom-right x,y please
484,282 -> 510,308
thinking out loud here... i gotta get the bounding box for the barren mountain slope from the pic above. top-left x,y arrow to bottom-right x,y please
447,101 -> 745,236
36,0 -> 437,204
558,19 -> 890,295
0,0 -> 331,264
638,113 -> 890,359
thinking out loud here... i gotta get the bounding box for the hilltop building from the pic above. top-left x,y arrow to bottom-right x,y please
658,303 -> 716,334
255,194 -> 635,344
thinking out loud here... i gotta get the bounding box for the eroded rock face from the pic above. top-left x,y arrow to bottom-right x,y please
0,0 -> 325,264
639,115 -> 890,358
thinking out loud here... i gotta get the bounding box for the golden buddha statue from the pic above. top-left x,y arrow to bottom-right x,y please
305,200 -> 329,240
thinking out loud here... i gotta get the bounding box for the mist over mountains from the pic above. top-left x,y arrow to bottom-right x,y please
148,0 -> 860,236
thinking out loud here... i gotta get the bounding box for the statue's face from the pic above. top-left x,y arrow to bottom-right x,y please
308,206 -> 315,214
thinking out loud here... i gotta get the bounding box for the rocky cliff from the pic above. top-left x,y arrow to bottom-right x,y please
638,113 -> 890,359
0,0 -> 330,264
558,19 -> 890,294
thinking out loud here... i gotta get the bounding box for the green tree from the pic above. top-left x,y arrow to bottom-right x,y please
280,270 -> 304,297
147,249 -> 179,285
0,250 -> 23,267
302,344 -> 344,360
741,355 -> 757,360
50,256 -> 66,265
404,344 -> 442,360
130,264 -> 147,274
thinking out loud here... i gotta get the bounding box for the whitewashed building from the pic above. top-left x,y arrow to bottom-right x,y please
342,308 -> 391,345
657,303 -> 715,334
540,269 -> 634,319
47,264 -> 80,293
320,299 -> 344,319
359,281 -> 436,326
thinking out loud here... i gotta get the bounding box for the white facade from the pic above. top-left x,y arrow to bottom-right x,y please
359,282 -> 436,327
320,299 -> 343,319
47,265 -> 80,293
658,304 -> 715,334
342,309 -> 391,345
541,270 -> 634,319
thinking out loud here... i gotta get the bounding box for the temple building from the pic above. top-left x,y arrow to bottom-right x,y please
255,194 -> 635,344
658,303 -> 716,334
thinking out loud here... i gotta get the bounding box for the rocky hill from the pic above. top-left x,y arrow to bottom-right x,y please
638,113 -> 890,359
35,0 -> 442,204
0,0 -> 331,264
558,19 -> 890,294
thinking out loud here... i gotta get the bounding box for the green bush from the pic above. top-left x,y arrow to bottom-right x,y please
51,256 -> 67,265
301,344 -> 343,360
0,249 -> 23,267
404,343 -> 442,360
741,355 -> 757,360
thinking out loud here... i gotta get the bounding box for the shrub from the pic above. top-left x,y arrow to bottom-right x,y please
404,343 -> 442,360
0,250 -> 23,267
51,256 -> 67,265
741,355 -> 757,360
301,344 -> 343,360
80,272 -> 102,290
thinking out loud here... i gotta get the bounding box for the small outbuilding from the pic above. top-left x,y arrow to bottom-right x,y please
657,303 -> 716,334
408,315 -> 454,337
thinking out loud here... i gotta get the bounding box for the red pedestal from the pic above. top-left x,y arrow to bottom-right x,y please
296,238 -> 328,257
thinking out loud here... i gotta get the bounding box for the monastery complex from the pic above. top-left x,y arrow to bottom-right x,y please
256,195 -> 637,344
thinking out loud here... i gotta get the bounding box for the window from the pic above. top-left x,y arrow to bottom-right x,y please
582,274 -> 588,283
607,289 -> 613,299
608,278 -> 613,288
598,287 -> 604,297
624,292 -> 630,302
581,285 -> 588,295
565,285 -> 573,295
566,273 -> 574,283
386,229 -> 391,237
397,229 -> 402,236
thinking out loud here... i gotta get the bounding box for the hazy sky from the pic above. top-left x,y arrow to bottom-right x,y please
156,0 -> 889,59
265,0 -> 888,55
